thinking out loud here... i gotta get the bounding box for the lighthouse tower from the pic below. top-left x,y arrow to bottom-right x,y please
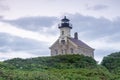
58,16 -> 72,44
49,16 -> 94,58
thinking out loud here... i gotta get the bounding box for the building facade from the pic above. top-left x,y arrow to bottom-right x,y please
49,16 -> 94,58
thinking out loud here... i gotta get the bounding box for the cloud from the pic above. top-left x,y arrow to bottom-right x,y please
0,0 -> 9,11
67,13 -> 120,41
88,37 -> 120,50
0,33 -> 47,52
0,16 -> 3,19
0,51 -> 40,61
64,13 -> 120,62
0,16 -> 59,36
0,19 -> 58,61
0,17 -> 58,61
86,4 -> 108,11
94,49 -> 117,63
1,16 -> 58,31
0,32 -> 50,61
0,22 -> 58,43
0,14 -> 120,62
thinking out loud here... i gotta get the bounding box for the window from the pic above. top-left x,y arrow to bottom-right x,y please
70,48 -> 74,53
61,49 -> 64,54
55,49 -> 58,54
61,40 -> 65,44
62,31 -> 64,35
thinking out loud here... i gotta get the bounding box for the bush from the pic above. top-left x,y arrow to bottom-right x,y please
4,54 -> 97,70
101,52 -> 120,75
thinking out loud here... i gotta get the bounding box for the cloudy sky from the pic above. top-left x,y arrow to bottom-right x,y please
0,0 -> 120,62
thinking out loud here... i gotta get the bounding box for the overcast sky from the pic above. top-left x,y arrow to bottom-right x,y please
0,0 -> 120,62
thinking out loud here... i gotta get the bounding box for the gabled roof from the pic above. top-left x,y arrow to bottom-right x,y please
69,38 -> 94,50
49,38 -> 94,50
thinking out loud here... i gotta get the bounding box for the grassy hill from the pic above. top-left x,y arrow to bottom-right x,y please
4,54 -> 97,70
0,54 -> 120,80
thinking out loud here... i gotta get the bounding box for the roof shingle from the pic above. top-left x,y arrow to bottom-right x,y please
69,38 -> 94,50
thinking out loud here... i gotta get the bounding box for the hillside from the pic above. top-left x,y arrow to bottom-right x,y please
4,54 -> 97,70
0,54 -> 120,80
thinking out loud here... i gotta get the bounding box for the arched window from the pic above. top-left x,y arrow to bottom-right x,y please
70,48 -> 74,53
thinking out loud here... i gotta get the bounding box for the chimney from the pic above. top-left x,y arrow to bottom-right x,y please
74,32 -> 78,40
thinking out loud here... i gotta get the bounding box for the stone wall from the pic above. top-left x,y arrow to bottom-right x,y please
50,39 -> 94,58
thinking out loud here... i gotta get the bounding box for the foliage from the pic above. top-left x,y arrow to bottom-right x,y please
0,62 -> 15,70
0,54 -> 119,80
0,67 -> 116,80
4,54 -> 97,70
101,52 -> 120,75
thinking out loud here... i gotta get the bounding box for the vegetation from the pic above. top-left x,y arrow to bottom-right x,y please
0,54 -> 119,80
4,54 -> 97,70
101,52 -> 120,75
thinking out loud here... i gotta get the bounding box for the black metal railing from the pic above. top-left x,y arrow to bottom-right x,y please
58,23 -> 72,29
